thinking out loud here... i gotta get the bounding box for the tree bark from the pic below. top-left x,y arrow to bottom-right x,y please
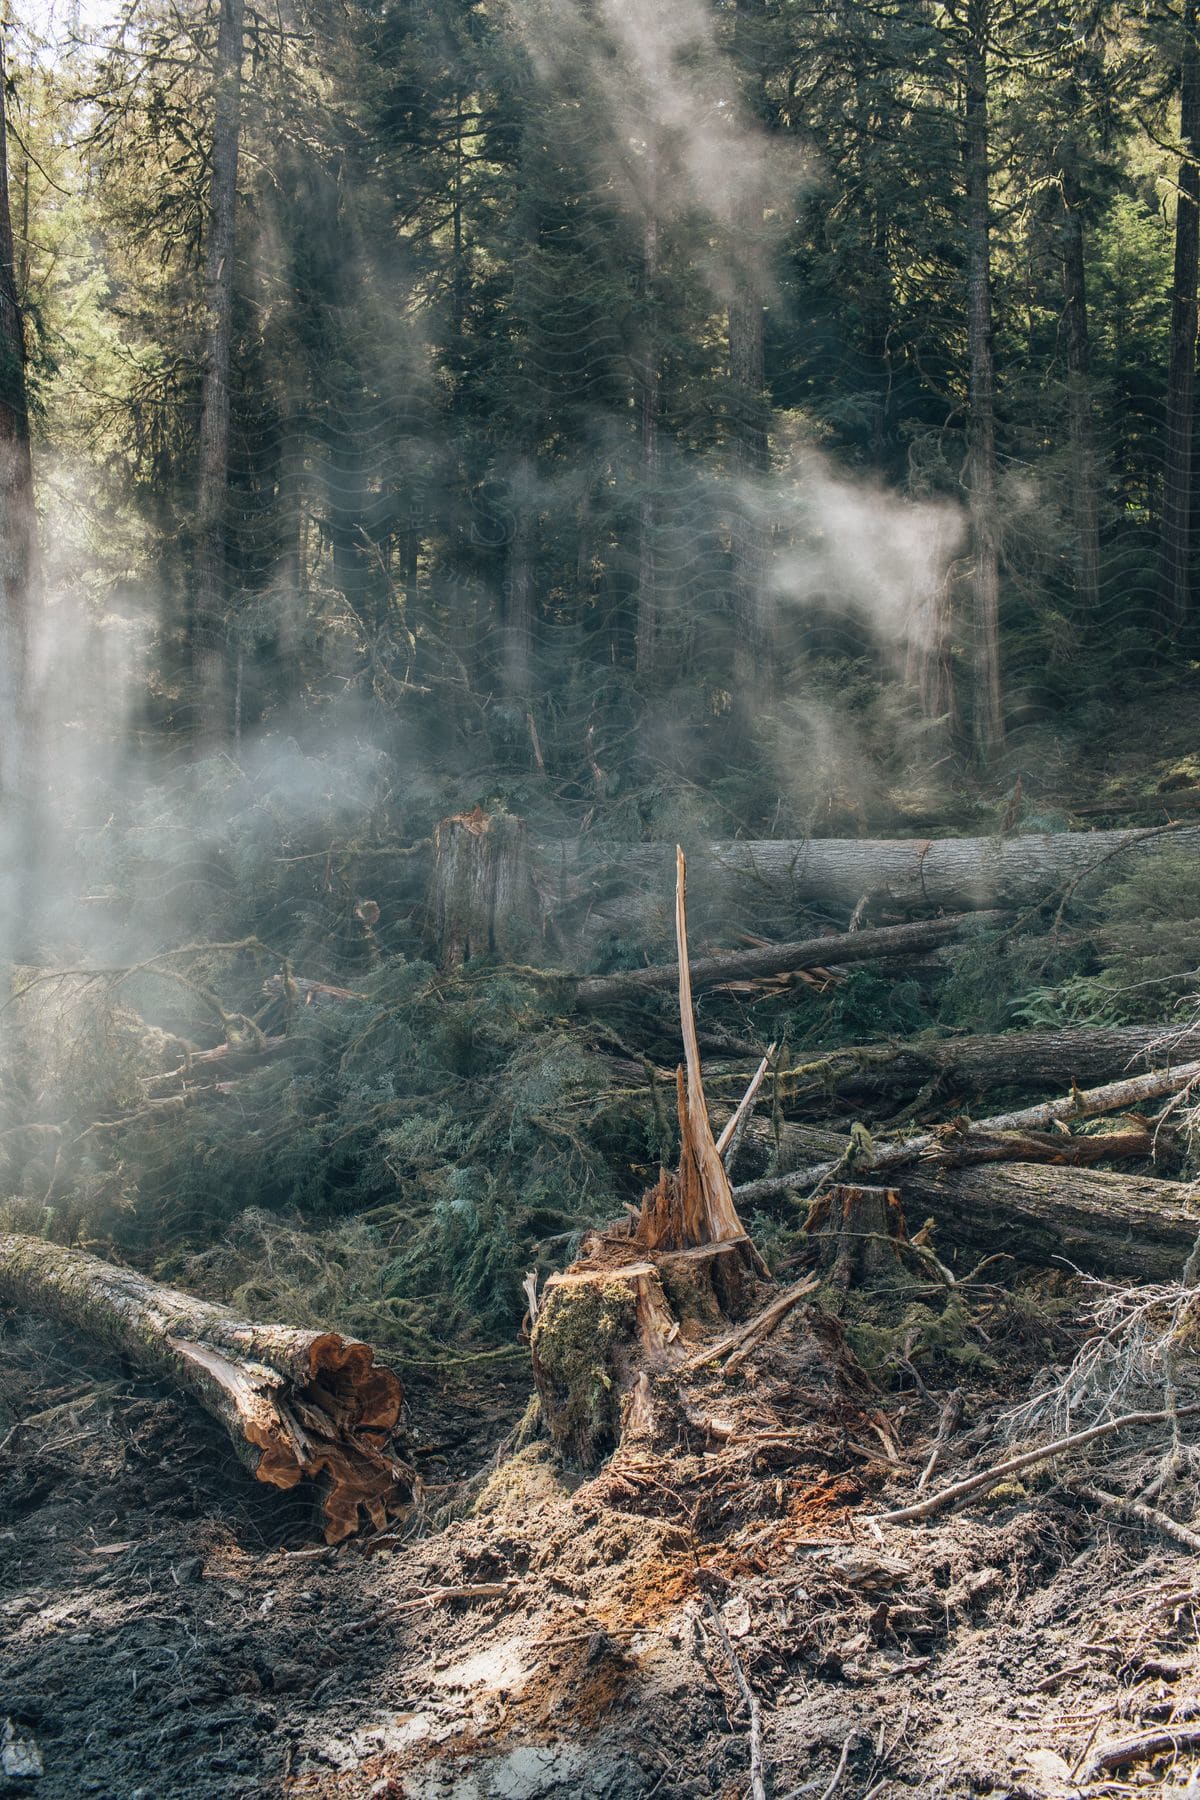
0,21 -> 36,802
897,1162 -> 1200,1283
964,0 -> 1004,758
571,909 -> 1008,1011
191,0 -> 245,751
0,1235 -> 409,1541
1158,0 -> 1200,630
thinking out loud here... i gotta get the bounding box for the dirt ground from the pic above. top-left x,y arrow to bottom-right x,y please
6,1295 -> 1200,1800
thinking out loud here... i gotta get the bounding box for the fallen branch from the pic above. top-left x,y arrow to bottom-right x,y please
1075,1481 -> 1200,1554
703,1593 -> 767,1800
734,1058 -> 1200,1204
873,1404 -> 1200,1526
0,1234 -> 410,1542
917,1389 -> 963,1492
680,1276 -> 820,1373
572,911 -> 1009,1011
392,1582 -> 519,1613
1087,1726 -> 1200,1778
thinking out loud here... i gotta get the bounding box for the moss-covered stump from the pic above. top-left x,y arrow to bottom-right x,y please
531,1263 -> 684,1466
804,1184 -> 922,1293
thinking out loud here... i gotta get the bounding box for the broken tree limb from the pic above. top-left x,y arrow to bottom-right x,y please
717,1044 -> 774,1175
679,1275 -> 820,1372
571,911 -> 1009,1011
1074,1481 -> 1200,1555
703,1592 -> 768,1800
874,1404 -> 1200,1526
733,1058 -> 1200,1205
896,1163 -> 1200,1282
635,849 -> 753,1252
0,1234 -> 410,1541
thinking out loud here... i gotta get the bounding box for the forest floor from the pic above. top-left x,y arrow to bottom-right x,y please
6,1284 -> 1200,1800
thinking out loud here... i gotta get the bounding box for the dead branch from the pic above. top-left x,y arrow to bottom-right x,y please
1075,1481 -> 1200,1554
734,1058 -> 1200,1204
1087,1726 -> 1200,1778
873,1404 -> 1200,1526
572,911 -> 1009,1011
703,1593 -> 767,1800
680,1276 -> 820,1373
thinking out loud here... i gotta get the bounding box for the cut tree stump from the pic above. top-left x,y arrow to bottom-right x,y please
426,805 -> 540,966
804,1184 -> 920,1292
0,1234 -> 411,1541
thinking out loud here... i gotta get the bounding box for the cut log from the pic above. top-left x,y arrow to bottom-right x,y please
545,823 -> 1200,943
896,1163 -> 1200,1283
0,1235 -> 410,1541
426,805 -> 540,966
572,910 -> 1008,1011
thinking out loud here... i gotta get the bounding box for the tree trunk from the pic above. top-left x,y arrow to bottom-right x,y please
1061,174 -> 1102,622
896,1163 -> 1200,1284
636,147 -> 662,679
546,823 -> 1200,944
964,0 -> 1004,758
191,0 -> 245,751
0,1235 -> 409,1541
503,458 -> 536,693
728,0 -> 773,704
1159,0 -> 1200,631
571,909 -> 1008,1011
0,22 -> 36,803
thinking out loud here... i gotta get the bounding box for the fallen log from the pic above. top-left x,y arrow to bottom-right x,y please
894,1163 -> 1200,1282
733,1057 -> 1200,1204
0,1235 -> 411,1541
766,1022 -> 1200,1109
571,910 -> 1008,1011
544,822 -> 1200,942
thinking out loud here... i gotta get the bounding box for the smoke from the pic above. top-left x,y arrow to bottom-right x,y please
510,0 -> 809,304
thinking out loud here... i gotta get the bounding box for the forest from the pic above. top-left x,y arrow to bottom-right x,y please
5,0 -> 1200,1794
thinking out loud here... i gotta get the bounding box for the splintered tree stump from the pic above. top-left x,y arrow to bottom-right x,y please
0,1234 -> 411,1542
427,804 -> 540,966
532,849 -> 774,1467
804,1184 -> 917,1292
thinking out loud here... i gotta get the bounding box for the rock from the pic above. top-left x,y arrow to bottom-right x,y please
2,1719 -> 43,1780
